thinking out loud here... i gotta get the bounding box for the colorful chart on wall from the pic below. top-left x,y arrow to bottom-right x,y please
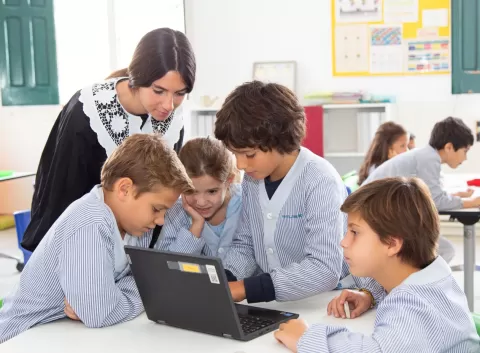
332,0 -> 451,76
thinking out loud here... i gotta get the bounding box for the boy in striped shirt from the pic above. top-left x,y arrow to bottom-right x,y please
214,81 -> 346,303
0,134 -> 193,343
275,177 -> 479,352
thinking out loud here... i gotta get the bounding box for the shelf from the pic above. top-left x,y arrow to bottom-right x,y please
188,107 -> 219,112
324,152 -> 365,157
322,103 -> 391,109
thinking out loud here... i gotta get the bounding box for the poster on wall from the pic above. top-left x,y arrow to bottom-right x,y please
405,38 -> 450,73
331,0 -> 451,76
369,25 -> 403,73
383,0 -> 418,23
336,0 -> 382,23
335,25 -> 369,73
252,61 -> 297,93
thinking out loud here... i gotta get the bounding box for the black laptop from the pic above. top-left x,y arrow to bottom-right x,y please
124,246 -> 299,341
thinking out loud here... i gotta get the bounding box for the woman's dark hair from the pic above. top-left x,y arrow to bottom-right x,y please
358,122 -> 407,185
106,28 -> 196,93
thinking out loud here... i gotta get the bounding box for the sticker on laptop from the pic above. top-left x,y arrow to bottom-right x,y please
179,262 -> 201,273
205,265 -> 220,284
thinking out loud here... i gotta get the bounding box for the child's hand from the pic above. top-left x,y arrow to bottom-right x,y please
454,188 -> 475,198
228,280 -> 246,302
182,197 -> 205,238
274,319 -> 308,353
64,298 -> 80,321
327,289 -> 372,319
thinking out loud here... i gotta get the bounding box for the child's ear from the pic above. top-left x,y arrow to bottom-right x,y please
444,142 -> 454,152
386,237 -> 403,257
116,177 -> 134,200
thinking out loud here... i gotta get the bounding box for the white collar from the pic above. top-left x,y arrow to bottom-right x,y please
79,77 -> 183,156
402,256 -> 451,286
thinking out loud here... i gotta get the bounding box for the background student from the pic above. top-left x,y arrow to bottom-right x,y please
358,121 -> 408,185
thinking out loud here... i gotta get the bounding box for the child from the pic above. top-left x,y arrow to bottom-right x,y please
363,116 -> 480,263
0,134 -> 194,343
275,178 -> 479,352
155,137 -> 242,261
214,81 -> 346,303
357,121 -> 408,185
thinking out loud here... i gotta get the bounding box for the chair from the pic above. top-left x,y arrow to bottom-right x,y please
342,170 -> 360,193
473,313 -> 480,336
13,210 -> 32,272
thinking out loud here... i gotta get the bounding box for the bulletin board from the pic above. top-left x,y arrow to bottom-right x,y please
332,0 -> 451,76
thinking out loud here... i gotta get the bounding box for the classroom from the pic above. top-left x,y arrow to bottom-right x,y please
0,0 -> 479,351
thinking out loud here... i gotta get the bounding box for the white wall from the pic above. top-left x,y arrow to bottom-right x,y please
0,0 -> 184,214
1,0 -> 479,214
184,0 -> 480,174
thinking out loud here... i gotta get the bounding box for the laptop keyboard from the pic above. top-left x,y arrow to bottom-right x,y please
239,315 -> 276,334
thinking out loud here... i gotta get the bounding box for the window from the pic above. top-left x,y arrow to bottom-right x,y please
0,0 -> 59,106
452,0 -> 480,94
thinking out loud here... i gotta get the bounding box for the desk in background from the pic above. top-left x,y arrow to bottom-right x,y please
0,172 -> 35,183
442,173 -> 480,312
2,291 -> 376,353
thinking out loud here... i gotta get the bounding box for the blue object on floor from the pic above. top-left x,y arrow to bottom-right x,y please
345,186 -> 352,195
14,210 -> 32,269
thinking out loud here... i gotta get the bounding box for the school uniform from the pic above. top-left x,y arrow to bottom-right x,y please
0,186 -> 152,344
362,145 -> 458,263
22,77 -> 184,252
363,145 -> 462,210
297,257 -> 480,353
225,147 -> 347,303
155,184 -> 242,262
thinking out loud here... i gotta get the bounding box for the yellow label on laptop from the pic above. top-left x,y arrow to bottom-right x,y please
180,262 -> 201,273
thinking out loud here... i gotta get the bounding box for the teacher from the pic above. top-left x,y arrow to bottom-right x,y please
21,27 -> 196,251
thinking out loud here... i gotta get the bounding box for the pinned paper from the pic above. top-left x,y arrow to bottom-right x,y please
422,9 -> 448,28
417,27 -> 439,38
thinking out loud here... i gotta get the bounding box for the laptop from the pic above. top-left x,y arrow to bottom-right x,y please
124,246 -> 299,341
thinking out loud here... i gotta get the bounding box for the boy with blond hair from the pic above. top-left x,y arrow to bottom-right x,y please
0,134 -> 193,343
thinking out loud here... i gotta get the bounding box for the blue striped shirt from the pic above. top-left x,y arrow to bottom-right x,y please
363,145 -> 463,211
298,257 -> 480,353
224,147 -> 347,302
0,186 -> 151,343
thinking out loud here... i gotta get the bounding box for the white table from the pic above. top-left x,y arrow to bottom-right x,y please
442,173 -> 480,311
2,292 -> 376,352
0,172 -> 35,183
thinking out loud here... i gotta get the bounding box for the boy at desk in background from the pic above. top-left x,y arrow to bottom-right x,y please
363,116 -> 479,264
276,177 -> 479,353
214,81 -> 346,303
0,134 -> 194,343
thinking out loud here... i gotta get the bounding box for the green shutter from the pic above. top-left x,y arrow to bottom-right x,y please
452,0 -> 480,94
0,0 -> 58,106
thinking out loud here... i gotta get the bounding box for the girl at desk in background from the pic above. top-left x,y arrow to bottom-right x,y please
358,122 -> 408,185
155,137 -> 242,262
